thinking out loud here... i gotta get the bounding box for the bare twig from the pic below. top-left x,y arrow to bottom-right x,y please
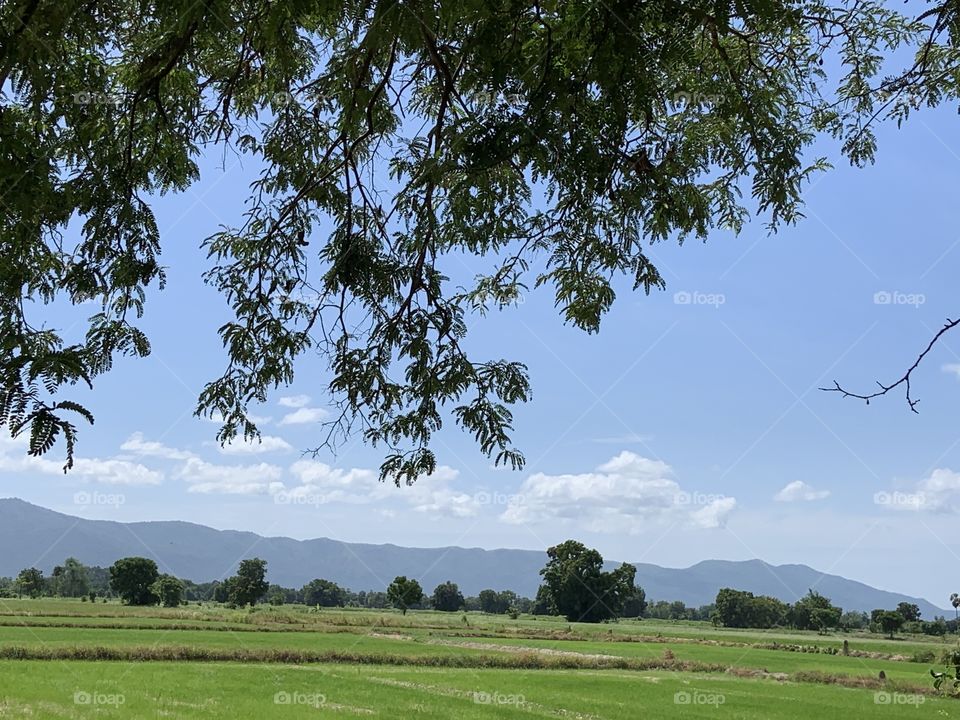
821,317 -> 960,412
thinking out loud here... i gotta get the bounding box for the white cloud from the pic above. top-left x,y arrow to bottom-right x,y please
913,468 -> 960,512
0,433 -> 162,485
70,458 -> 163,485
501,451 -> 735,532
408,489 -> 478,517
774,480 -> 831,502
943,364 -> 960,379
177,457 -> 283,495
279,407 -> 329,425
405,467 -> 478,518
691,497 -> 738,528
0,432 -> 29,453
121,432 -> 195,460
872,468 -> 960,513
284,460 -> 411,503
0,451 -> 162,486
286,459 -> 381,503
217,435 -> 293,455
278,460 -> 473,515
278,394 -> 311,408
873,468 -> 960,513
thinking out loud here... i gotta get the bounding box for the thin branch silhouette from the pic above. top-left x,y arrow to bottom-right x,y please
821,317 -> 960,412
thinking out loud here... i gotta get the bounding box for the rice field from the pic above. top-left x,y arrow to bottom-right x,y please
0,598 -> 957,718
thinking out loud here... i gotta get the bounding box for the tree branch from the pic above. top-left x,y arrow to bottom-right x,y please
821,317 -> 960,412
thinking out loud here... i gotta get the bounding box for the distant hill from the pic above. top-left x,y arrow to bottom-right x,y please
0,498 -> 948,617
629,559 -> 949,619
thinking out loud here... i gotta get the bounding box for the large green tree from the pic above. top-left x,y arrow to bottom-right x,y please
53,557 -> 90,598
715,588 -> 756,628
302,578 -> 347,607
226,558 -> 269,606
538,540 -> 635,622
478,588 -> 519,614
531,584 -> 557,616
48,557 -> 92,598
15,567 -> 44,598
789,589 -> 842,632
430,580 -> 465,612
897,602 -> 921,622
877,609 -> 905,639
714,587 -> 788,629
621,586 -> 648,619
1,0 -> 957,479
839,610 -> 869,631
387,576 -> 423,615
151,574 -> 185,607
109,556 -> 159,605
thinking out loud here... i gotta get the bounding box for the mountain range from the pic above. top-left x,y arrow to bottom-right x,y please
0,498 -> 948,617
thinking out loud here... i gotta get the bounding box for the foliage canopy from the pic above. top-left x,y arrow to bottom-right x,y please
2,0 -> 957,481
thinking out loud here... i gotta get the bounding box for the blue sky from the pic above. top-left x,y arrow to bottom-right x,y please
3,99 -> 960,610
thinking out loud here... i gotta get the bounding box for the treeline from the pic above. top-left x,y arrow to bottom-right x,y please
5,548 -> 956,637
0,547 -> 648,621
0,557 -> 542,614
258,578 -> 540,615
1,560 -> 109,600
0,554 -> 693,622
712,587 -> 957,636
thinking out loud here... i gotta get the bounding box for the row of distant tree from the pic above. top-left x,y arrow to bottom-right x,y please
0,541 -> 647,621
712,587 -> 958,636
4,542 -> 958,636
0,559 -> 527,612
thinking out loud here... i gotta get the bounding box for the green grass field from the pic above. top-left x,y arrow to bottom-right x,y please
0,598 -> 957,718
